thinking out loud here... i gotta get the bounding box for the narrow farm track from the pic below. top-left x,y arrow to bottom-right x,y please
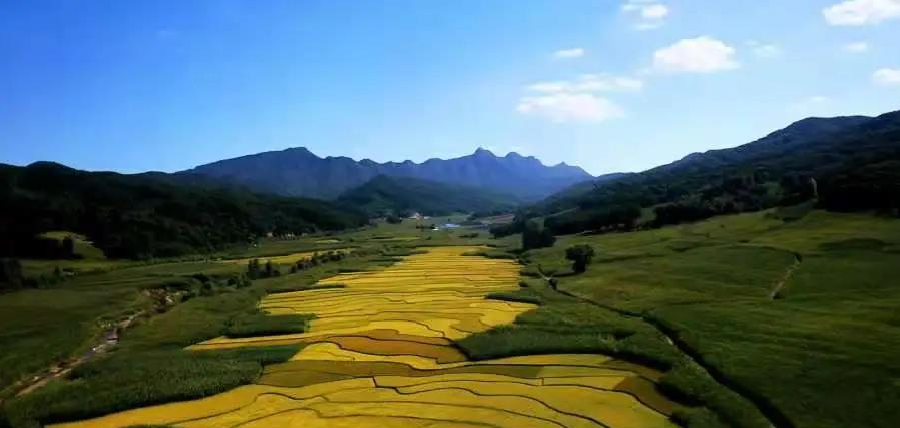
49,247 -> 678,428
769,254 -> 802,300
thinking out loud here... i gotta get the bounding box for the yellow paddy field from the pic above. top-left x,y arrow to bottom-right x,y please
219,248 -> 352,265
52,246 -> 678,428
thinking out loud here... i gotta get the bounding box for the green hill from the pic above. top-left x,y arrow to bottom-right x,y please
336,175 -> 519,217
530,110 -> 900,234
0,162 -> 368,260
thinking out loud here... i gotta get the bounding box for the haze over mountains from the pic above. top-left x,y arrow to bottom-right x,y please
180,147 -> 594,201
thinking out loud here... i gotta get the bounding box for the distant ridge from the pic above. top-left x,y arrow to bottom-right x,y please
180,147 -> 593,201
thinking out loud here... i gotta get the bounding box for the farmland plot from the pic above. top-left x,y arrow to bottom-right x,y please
51,247 -> 677,428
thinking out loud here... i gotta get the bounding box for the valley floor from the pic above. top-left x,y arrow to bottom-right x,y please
2,210 -> 898,428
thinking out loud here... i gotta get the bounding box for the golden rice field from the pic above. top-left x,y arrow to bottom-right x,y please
52,246 -> 678,428
219,248 -> 352,265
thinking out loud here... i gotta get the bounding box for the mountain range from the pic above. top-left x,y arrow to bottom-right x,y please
3,109 -> 898,260
180,147 -> 594,201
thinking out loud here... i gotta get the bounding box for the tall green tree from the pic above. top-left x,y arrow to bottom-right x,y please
565,244 -> 595,273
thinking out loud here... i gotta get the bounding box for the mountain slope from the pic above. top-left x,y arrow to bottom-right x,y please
0,162 -> 368,259
336,175 -> 520,216
532,110 -> 900,234
181,147 -> 592,201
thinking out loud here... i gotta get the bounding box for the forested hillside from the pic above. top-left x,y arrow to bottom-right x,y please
336,175 -> 519,216
526,110 -> 900,235
0,162 -> 368,260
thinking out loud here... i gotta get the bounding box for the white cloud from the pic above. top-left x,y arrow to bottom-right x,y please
842,41 -> 870,52
553,48 -> 586,59
823,0 -> 900,25
623,0 -> 669,30
526,74 -> 643,93
516,93 -> 624,123
747,41 -> 783,59
873,68 -> 900,85
641,4 -> 669,19
652,36 -> 739,73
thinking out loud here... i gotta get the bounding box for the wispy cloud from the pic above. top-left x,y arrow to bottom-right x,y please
823,0 -> 900,26
746,41 -> 783,59
842,41 -> 870,53
652,36 -> 739,73
516,73 -> 640,123
622,0 -> 669,30
873,68 -> 900,86
553,48 -> 586,59
516,93 -> 624,123
526,74 -> 643,93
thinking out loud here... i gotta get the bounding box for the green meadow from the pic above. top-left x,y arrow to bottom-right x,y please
515,209 -> 900,428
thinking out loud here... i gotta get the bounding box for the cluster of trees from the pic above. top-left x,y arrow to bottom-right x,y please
489,215 -> 526,238
289,250 -> 348,273
818,160 -> 900,214
521,220 -> 555,250
247,250 -> 350,279
246,258 -> 280,279
0,162 -> 368,260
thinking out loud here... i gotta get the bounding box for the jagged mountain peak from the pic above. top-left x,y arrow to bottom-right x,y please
182,146 -> 593,201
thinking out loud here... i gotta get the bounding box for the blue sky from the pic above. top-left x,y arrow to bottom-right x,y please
1,0 -> 898,175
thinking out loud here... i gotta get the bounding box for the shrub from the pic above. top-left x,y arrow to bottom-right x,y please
565,244 -> 596,273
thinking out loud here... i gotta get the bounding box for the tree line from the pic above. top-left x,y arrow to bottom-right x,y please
0,162 -> 368,260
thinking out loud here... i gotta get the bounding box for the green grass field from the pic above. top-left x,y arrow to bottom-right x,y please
518,209 -> 900,428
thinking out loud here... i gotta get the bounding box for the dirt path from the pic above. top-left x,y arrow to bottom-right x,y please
769,254 -> 802,300
5,288 -> 182,402
12,312 -> 140,398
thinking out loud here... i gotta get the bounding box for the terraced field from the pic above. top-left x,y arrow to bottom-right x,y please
50,246 -> 678,428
